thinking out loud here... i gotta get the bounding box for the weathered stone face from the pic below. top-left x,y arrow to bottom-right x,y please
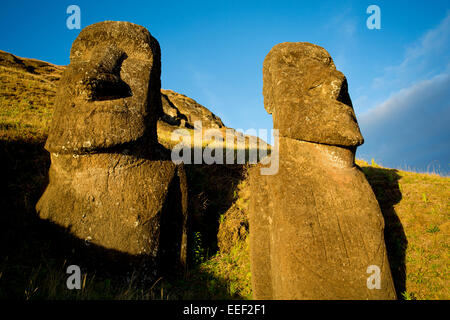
45,21 -> 162,154
263,42 -> 364,146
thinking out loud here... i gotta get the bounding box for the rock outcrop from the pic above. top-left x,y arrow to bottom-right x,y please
249,42 -> 396,299
36,21 -> 188,275
161,89 -> 225,129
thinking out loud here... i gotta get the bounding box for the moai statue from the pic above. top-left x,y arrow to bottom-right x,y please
36,21 -> 188,275
249,42 -> 396,299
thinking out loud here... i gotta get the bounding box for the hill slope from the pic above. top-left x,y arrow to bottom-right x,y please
0,49 -> 226,144
0,50 -> 448,300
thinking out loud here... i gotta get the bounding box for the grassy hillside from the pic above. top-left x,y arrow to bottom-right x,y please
0,51 -> 448,300
356,160 -> 449,299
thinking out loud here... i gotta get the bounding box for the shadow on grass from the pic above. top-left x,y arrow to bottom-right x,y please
0,139 -> 239,299
360,166 -> 407,298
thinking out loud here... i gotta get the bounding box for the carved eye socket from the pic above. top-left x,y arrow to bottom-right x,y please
336,78 -> 353,108
82,45 -> 132,101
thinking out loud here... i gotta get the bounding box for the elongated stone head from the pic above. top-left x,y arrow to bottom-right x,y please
263,42 -> 364,147
46,21 -> 161,154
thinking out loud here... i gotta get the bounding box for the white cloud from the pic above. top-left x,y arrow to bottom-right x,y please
402,13 -> 450,66
361,73 -> 449,127
372,12 -> 450,91
323,7 -> 357,39
358,73 -> 450,174
356,13 -> 450,174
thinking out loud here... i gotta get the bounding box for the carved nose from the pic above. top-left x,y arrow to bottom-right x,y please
82,45 -> 132,101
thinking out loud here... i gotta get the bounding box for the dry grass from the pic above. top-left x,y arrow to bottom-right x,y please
0,65 -> 60,142
357,159 -> 449,299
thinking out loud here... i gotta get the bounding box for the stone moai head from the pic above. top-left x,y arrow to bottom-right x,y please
45,21 -> 162,154
263,42 -> 364,147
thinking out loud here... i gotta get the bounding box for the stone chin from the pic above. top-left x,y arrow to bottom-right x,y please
272,99 -> 364,147
309,99 -> 365,147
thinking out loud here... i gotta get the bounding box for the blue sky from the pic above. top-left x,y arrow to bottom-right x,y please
1,0 -> 449,174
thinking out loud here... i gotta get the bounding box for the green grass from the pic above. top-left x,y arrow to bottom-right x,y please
0,65 -> 60,143
357,159 -> 449,299
201,239 -> 252,299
